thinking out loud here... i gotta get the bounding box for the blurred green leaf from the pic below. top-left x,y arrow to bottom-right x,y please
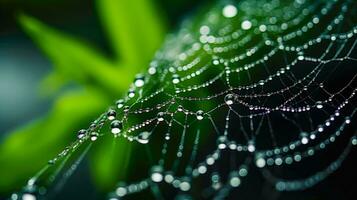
0,0 -> 167,193
0,89 -> 110,193
89,135 -> 133,191
18,14 -> 134,95
97,0 -> 166,66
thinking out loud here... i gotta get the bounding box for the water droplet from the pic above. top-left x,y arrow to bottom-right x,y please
22,193 -> 36,200
165,134 -> 170,140
123,106 -> 130,113
178,105 -> 184,112
200,25 -> 210,35
222,4 -> 237,18
137,131 -> 151,144
259,24 -> 267,32
316,101 -> 323,109
238,167 -> 248,176
229,173 -> 241,187
116,99 -> 124,109
345,117 -> 351,124
255,156 -> 266,168
294,153 -> 302,162
300,132 -> 309,144
111,120 -> 123,135
241,20 -> 252,30
164,172 -> 174,183
128,89 -> 135,98
196,110 -> 204,120
116,187 -> 127,197
77,129 -> 87,139
134,75 -> 145,87
48,160 -> 55,165
150,166 -> 163,182
107,109 -> 116,120
172,74 -> 180,84
148,67 -> 156,75
217,135 -> 227,149
157,112 -> 165,122
89,123 -> 97,129
90,132 -> 99,141
228,141 -> 237,150
225,94 -> 235,105
310,134 -> 316,140
197,164 -> 207,174
352,136 -> 357,145
206,156 -> 215,165
247,141 -> 256,152
275,157 -> 283,165
179,179 -> 191,191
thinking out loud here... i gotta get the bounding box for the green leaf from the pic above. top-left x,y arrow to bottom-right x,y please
97,0 -> 166,66
18,14 -> 135,95
89,134 -> 133,191
0,89 -> 110,193
7,0 -> 167,193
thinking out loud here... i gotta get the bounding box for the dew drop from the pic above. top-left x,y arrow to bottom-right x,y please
206,156 -> 215,165
137,131 -> 151,144
255,155 -> 266,168
128,89 -> 135,98
116,99 -> 124,109
164,172 -> 174,183
352,136 -> 357,145
107,109 -> 116,120
217,135 -> 227,149
318,125 -> 324,132
111,120 -> 123,135
241,20 -> 252,30
225,94 -> 235,105
300,132 -> 309,144
157,112 -> 165,122
229,173 -> 241,187
198,164 -> 207,174
22,193 -> 36,200
134,75 -> 145,87
123,106 -> 130,113
200,25 -> 210,35
148,67 -> 156,75
222,4 -> 237,18
116,186 -> 127,197
259,24 -> 267,32
345,117 -> 351,124
316,101 -> 323,109
238,167 -> 248,176
165,134 -> 170,140
77,129 -> 87,139
172,74 -> 180,84
196,110 -> 204,120
90,132 -> 99,141
178,105 -> 184,112
247,141 -> 256,152
150,166 -> 163,182
179,180 -> 191,191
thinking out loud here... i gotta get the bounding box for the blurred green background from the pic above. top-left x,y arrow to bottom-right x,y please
0,0 -> 207,198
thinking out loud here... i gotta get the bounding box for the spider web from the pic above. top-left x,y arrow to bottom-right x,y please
12,0 -> 357,199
